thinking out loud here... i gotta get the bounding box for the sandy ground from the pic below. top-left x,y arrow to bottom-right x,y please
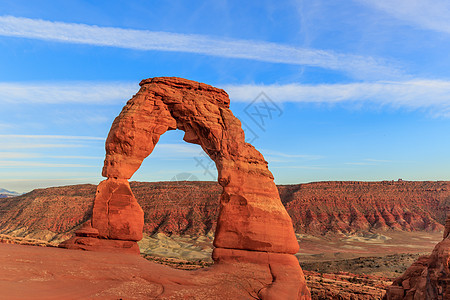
0,243 -> 277,300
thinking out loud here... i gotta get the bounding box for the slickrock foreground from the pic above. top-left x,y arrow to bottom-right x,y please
60,77 -> 310,299
386,214 -> 450,299
0,243 -> 302,299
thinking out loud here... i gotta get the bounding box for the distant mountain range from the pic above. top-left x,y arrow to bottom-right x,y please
0,188 -> 20,198
0,181 -> 447,243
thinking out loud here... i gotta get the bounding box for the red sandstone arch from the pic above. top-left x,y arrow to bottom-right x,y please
95,77 -> 299,254
60,77 -> 310,298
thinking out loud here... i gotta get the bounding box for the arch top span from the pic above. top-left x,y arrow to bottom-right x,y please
102,77 -> 266,181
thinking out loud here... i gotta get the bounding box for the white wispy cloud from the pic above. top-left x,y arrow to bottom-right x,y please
0,15 -> 401,80
358,0 -> 450,34
0,81 -> 136,104
0,161 -> 94,168
345,158 -> 392,166
224,79 -> 450,112
345,162 -> 377,166
0,134 -> 104,140
260,149 -> 323,160
0,144 -> 85,149
272,165 -> 326,170
0,152 -> 39,159
2,80 -> 450,114
48,155 -> 103,160
0,152 -> 102,160
364,158 -> 392,163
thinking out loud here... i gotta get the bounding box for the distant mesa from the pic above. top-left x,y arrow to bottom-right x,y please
59,77 -> 311,299
0,188 -> 20,198
0,180 -> 447,241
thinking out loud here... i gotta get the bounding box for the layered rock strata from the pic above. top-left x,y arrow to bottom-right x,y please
386,213 -> 450,299
60,77 -> 310,299
1,181 -> 447,241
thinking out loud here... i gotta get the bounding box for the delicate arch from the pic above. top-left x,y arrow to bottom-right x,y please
59,77 -> 311,299
95,77 -> 298,254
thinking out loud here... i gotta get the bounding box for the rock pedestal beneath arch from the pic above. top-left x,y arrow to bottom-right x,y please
59,178 -> 144,255
213,248 -> 311,299
91,178 -> 144,241
385,213 -> 450,299
60,77 -> 310,299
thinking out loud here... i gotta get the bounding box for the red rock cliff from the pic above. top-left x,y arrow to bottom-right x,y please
385,214 -> 450,299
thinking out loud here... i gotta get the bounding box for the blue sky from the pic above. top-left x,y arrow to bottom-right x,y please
1,0 -> 450,192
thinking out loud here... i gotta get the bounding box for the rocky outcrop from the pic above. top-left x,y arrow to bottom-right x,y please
60,77 -> 310,299
92,178 -> 144,241
386,213 -> 450,299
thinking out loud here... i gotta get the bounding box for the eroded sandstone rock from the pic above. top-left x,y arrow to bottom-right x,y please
60,77 -> 310,299
91,178 -> 144,241
213,248 -> 311,299
100,77 -> 298,254
386,213 -> 450,299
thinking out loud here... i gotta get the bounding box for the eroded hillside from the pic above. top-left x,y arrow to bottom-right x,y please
0,181 -> 447,242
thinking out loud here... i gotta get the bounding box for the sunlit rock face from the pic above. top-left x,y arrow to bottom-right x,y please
386,213 -> 450,300
60,77 -> 310,299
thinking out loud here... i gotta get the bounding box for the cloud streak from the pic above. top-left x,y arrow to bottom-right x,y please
2,80 -> 450,114
48,155 -> 103,160
0,152 -> 39,159
0,81 -> 136,104
224,79 -> 450,112
0,144 -> 85,149
344,162 -> 377,166
0,15 -> 401,80
260,149 -> 323,160
0,152 -> 102,160
358,0 -> 450,34
0,161 -> 94,168
0,134 -> 104,140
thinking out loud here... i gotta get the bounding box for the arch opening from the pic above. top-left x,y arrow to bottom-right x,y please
130,129 -> 217,183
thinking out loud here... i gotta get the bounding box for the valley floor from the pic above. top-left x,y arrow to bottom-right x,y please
135,230 -> 442,278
